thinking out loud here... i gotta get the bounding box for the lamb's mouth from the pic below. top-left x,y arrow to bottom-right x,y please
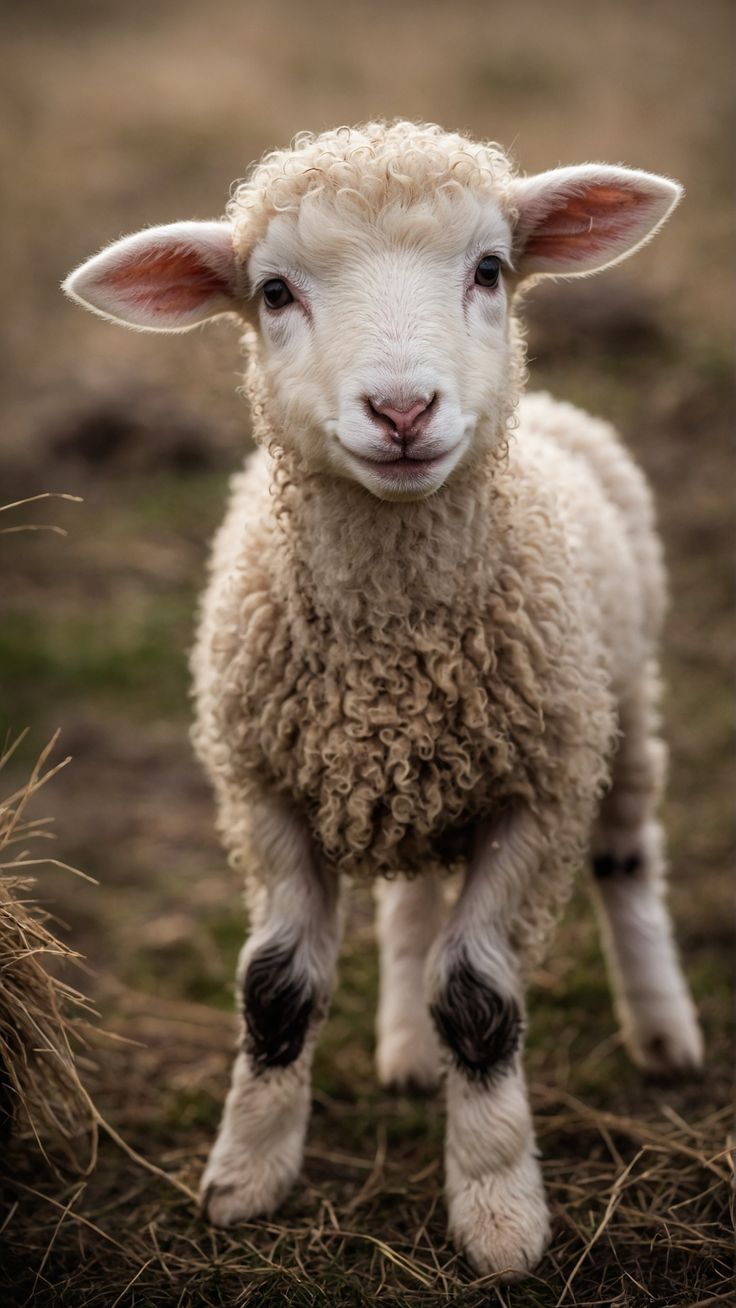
359,453 -> 448,476
339,441 -> 465,479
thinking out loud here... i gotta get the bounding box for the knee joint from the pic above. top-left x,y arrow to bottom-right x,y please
242,940 -> 315,1073
430,952 -> 522,1083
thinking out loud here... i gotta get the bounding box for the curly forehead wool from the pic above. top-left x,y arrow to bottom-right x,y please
227,120 -> 517,246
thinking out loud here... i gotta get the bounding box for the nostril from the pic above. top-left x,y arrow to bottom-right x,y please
366,396 -> 386,423
365,392 -> 438,441
420,392 -> 438,423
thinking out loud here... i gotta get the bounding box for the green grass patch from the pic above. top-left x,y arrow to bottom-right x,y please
129,909 -> 244,1009
114,470 -> 230,537
0,595 -> 194,727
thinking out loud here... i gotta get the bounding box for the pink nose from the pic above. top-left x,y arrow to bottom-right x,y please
366,393 -> 437,446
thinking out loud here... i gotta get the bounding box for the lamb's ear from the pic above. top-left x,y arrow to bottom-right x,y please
62,221 -> 239,331
510,165 -> 682,279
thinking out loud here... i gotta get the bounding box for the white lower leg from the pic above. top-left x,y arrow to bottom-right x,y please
592,819 -> 703,1073
375,873 -> 445,1091
445,1063 -> 549,1281
201,1048 -> 314,1223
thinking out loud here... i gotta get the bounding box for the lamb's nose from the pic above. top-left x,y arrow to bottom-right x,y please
366,393 -> 437,445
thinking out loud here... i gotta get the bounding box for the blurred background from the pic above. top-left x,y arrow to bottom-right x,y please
1,2 -> 733,1305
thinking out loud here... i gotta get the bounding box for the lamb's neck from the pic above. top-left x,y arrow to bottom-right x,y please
276,452 -> 504,629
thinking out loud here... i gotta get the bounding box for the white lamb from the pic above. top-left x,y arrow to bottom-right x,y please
63,121 -> 703,1280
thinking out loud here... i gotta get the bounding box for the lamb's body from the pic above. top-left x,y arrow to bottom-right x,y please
193,391 -> 658,964
64,120 -> 703,1280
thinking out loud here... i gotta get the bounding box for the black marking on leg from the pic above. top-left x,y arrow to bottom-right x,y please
593,850 -> 643,880
242,941 -> 315,1074
430,952 -> 522,1084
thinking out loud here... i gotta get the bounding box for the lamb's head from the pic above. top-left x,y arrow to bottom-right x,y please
64,121 -> 681,502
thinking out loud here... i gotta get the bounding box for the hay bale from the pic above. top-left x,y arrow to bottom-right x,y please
1,493 -> 96,1172
0,733 -> 97,1171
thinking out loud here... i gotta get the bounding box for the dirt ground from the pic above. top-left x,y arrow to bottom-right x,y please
0,2 -> 734,1305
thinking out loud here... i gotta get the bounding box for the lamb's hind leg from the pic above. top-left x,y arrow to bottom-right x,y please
591,671 -> 703,1075
201,796 -> 341,1225
374,873 -> 445,1092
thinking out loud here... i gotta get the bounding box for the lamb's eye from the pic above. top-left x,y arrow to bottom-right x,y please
262,278 -> 293,310
475,256 -> 501,288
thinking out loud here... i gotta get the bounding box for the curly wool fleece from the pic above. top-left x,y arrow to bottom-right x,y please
191,124 -> 663,967
192,420 -> 641,965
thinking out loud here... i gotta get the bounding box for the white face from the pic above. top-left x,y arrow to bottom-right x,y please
63,154 -> 681,489
247,193 -> 515,501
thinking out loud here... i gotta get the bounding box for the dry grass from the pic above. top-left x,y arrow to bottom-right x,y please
2,987 -> 732,1307
0,728 -> 97,1172
0,495 -> 96,1173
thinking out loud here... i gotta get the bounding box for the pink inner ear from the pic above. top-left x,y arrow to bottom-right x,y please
106,244 -> 229,315
526,185 -> 643,262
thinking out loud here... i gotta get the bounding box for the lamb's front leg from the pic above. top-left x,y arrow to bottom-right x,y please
428,815 -> 550,1280
201,797 -> 340,1226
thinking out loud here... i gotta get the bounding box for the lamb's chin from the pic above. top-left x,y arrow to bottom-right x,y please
348,472 -> 446,503
360,475 -> 445,504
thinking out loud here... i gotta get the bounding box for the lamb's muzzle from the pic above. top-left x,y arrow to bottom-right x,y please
62,120 -> 702,1281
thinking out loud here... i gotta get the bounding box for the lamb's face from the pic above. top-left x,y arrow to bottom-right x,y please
63,120 -> 682,501
246,191 -> 515,501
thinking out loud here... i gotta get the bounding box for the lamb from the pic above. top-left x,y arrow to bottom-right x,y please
63,120 -> 703,1280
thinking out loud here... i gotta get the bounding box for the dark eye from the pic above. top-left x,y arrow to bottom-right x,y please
474,256 -> 501,289
262,278 -> 294,310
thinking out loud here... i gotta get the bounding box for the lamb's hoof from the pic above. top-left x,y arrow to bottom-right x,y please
624,997 -> 704,1078
199,1149 -> 297,1227
376,1030 -> 441,1095
447,1152 -> 550,1281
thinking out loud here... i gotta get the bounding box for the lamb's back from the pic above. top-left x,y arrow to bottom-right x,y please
514,392 -> 666,687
